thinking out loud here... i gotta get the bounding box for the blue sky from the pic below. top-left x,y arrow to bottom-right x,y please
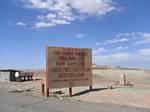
0,0 -> 150,69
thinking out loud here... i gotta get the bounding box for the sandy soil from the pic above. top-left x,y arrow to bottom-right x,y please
1,90 -> 149,112
0,69 -> 150,109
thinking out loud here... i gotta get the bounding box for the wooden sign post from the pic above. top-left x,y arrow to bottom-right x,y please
90,85 -> 92,92
69,87 -> 72,97
46,46 -> 92,97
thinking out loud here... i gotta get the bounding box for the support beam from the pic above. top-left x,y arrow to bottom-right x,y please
41,83 -> 45,96
90,85 -> 92,92
69,87 -> 72,97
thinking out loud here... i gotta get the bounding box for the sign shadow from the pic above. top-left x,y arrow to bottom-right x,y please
72,87 -> 108,97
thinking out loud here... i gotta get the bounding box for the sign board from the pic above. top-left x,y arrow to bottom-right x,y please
46,46 -> 92,89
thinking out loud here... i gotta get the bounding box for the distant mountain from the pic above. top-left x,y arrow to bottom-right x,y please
92,63 -> 140,70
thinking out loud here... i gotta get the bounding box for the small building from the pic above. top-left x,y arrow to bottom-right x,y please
0,69 -> 20,82
0,69 -> 34,82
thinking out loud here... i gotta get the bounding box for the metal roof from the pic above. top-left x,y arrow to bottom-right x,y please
0,69 -> 21,72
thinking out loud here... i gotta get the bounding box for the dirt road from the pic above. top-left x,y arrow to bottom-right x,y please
0,90 -> 149,112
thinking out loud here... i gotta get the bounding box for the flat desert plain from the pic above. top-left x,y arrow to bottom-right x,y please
0,65 -> 150,109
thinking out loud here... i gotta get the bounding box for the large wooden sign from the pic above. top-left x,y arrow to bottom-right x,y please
46,46 -> 92,89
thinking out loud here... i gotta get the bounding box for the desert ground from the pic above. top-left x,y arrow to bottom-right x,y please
0,65 -> 150,111
1,90 -> 150,112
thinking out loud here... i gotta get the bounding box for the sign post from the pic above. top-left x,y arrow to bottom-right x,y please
46,48 -> 49,97
41,83 -> 45,96
90,85 -> 92,92
69,87 -> 72,97
46,46 -> 92,97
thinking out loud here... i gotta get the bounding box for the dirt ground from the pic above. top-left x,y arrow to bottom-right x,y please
0,69 -> 150,109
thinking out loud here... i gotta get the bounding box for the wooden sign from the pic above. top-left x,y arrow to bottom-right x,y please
46,46 -> 92,89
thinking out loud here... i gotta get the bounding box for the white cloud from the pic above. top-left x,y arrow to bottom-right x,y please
93,47 -> 108,56
115,33 -> 130,38
52,19 -> 70,25
97,32 -> 150,45
22,0 -> 119,28
35,22 -> 54,28
93,48 -> 150,68
94,53 -> 132,66
107,38 -> 129,44
94,32 -> 150,68
96,42 -> 106,45
96,42 -> 101,46
142,33 -> 150,38
98,47 -> 108,53
76,34 -> 86,38
70,0 -> 115,15
138,48 -> 150,57
96,38 -> 128,45
24,0 -> 50,9
35,19 -> 70,28
134,33 -> 150,44
116,46 -> 128,50
16,22 -> 26,26
115,32 -> 150,45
